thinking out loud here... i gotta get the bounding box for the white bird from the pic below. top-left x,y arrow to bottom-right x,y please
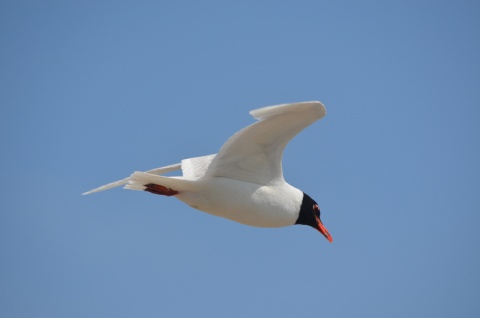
84,101 -> 332,242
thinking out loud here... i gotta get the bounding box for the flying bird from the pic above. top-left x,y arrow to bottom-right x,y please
84,101 -> 332,242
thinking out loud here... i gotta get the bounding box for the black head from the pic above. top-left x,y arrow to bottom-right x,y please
296,193 -> 333,242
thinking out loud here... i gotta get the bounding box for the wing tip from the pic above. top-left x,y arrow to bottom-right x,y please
250,101 -> 326,120
82,187 -> 103,195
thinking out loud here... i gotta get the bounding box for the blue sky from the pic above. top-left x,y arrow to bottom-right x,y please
1,1 -> 479,317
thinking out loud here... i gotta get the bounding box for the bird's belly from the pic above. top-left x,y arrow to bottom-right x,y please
176,178 -> 301,228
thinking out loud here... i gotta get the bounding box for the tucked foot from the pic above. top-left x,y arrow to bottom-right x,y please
144,183 -> 179,196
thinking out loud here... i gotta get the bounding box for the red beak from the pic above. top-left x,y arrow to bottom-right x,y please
316,217 -> 333,242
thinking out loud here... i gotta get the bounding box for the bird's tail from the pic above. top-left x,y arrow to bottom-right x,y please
125,171 -> 194,194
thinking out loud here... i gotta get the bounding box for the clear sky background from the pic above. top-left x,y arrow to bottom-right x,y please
1,1 -> 479,317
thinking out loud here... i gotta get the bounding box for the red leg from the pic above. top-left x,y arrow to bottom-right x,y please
144,183 -> 179,196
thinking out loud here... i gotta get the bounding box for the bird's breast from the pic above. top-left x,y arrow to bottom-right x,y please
177,177 -> 302,228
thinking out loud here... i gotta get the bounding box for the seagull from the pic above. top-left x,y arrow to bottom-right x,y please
83,101 -> 332,242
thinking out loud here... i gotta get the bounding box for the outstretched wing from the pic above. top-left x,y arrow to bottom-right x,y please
82,163 -> 181,195
83,154 -> 217,195
205,101 -> 326,185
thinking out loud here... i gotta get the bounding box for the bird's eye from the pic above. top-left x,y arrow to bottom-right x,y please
313,204 -> 320,215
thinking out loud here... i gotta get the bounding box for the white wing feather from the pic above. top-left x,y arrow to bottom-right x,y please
83,101 -> 325,194
82,163 -> 181,195
181,154 -> 216,180
83,154 -> 217,195
205,101 -> 326,185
